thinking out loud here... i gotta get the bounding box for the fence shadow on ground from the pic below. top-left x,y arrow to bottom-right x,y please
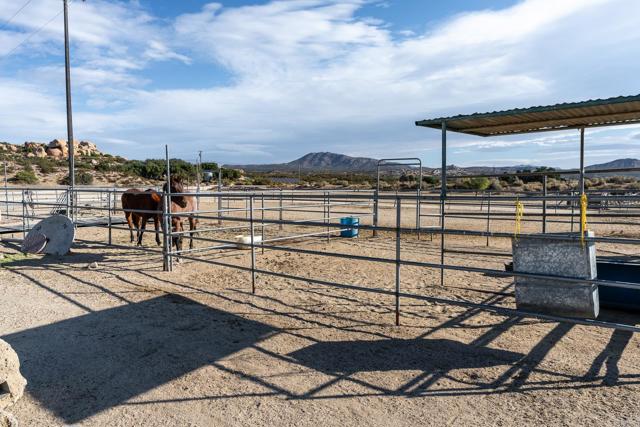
1,294 -> 278,424
3,247 -> 640,417
289,338 -> 523,374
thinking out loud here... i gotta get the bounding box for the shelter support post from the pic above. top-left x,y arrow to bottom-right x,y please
542,175 -> 547,233
579,127 -> 585,233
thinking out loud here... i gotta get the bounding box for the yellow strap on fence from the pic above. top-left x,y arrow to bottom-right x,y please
514,199 -> 524,240
580,192 -> 588,247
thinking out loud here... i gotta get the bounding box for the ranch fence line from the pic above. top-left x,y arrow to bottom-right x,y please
2,180 -> 640,333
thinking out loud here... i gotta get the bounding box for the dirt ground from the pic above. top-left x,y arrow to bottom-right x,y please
1,196 -> 640,426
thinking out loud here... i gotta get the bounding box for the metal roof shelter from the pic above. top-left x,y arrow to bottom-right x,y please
415,94 -> 640,287
415,94 -> 640,137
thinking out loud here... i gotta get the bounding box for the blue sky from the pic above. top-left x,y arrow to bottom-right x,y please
1,0 -> 639,167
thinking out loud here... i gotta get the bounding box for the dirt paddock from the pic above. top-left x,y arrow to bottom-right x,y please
2,201 -> 640,426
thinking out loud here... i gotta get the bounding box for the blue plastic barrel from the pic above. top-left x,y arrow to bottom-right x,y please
340,217 -> 359,238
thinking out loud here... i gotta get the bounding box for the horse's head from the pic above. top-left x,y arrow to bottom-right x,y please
163,177 -> 188,208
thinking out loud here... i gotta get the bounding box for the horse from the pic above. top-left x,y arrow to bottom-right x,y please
121,179 -> 187,246
163,178 -> 198,254
121,189 -> 162,246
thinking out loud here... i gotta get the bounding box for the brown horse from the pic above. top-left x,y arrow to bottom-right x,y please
122,180 -> 187,246
163,178 -> 198,253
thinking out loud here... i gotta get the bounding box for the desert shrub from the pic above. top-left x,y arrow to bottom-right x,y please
201,162 -> 219,171
523,182 -> 541,192
13,162 -> 38,184
34,157 -> 57,174
488,179 -> 503,192
422,176 -> 440,187
468,177 -> 490,191
251,176 -> 272,186
95,161 -> 114,172
608,176 -> 635,185
59,172 -> 94,185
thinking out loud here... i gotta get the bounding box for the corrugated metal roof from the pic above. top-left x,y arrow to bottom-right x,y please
415,94 -> 640,137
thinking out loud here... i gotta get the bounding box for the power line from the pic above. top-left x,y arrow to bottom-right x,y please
1,2 -> 72,59
0,0 -> 35,32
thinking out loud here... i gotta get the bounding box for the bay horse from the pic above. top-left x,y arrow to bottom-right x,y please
121,180 -> 187,246
163,178 -> 198,254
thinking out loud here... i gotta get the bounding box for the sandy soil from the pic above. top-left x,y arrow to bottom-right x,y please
1,195 -> 640,426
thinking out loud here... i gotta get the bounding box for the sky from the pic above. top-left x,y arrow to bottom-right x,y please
1,0 -> 639,167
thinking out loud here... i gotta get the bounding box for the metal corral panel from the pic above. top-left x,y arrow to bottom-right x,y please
415,94 -> 640,136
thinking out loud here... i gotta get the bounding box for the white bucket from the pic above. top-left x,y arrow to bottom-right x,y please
234,234 -> 263,249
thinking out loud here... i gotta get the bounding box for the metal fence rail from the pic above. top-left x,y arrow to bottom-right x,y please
2,185 -> 640,333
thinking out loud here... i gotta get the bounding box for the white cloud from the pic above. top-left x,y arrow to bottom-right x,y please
1,0 -> 640,165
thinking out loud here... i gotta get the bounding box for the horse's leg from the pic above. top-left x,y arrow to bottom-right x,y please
189,215 -> 198,250
173,219 -> 183,262
154,215 -> 161,246
137,216 -> 148,246
125,211 -> 135,243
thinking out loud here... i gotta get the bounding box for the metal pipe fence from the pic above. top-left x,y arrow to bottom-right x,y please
3,185 -> 640,333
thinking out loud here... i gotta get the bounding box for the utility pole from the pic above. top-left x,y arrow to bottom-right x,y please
63,0 -> 77,219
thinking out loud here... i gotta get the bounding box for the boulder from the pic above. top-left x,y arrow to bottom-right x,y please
48,139 -> 68,157
78,141 -> 98,156
0,339 -> 26,410
34,146 -> 46,158
47,139 -> 100,157
45,147 -> 64,158
0,410 -> 17,427
23,142 -> 47,158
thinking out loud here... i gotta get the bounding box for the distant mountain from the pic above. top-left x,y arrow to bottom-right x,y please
586,158 -> 640,170
229,152 -> 385,172
229,152 -> 640,176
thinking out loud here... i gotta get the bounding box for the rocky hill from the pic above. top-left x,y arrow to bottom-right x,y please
1,139 -> 102,159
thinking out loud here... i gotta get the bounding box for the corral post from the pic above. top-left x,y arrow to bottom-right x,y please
21,190 -> 26,238
440,121 -> 447,287
107,189 -> 112,245
164,145 -> 173,271
486,191 -> 491,247
3,161 -> 8,220
162,193 -> 170,272
279,189 -> 283,231
571,190 -> 575,232
218,166 -> 223,226
373,164 -> 380,237
395,197 -> 402,326
417,159 -> 422,239
249,195 -> 256,294
261,193 -> 265,255
327,192 -> 331,241
542,174 -> 547,233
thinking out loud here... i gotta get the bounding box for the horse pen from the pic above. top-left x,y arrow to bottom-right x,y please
3,96 -> 640,425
